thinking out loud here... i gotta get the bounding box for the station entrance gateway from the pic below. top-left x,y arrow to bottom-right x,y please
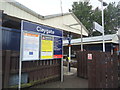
2,12 -> 119,88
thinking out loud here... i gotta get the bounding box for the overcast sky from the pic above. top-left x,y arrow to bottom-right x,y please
15,0 -> 119,16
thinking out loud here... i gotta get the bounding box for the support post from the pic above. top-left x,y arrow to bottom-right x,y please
0,10 -> 3,90
68,45 -> 71,72
61,32 -> 63,82
81,26 -> 83,51
67,33 -> 72,72
101,0 -> 105,52
19,21 -> 24,90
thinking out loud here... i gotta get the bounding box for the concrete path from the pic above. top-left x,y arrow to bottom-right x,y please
35,66 -> 88,88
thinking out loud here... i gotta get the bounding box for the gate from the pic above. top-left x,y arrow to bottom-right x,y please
77,51 -> 88,79
77,51 -> 119,88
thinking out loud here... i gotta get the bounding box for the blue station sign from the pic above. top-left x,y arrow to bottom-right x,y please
22,20 -> 63,37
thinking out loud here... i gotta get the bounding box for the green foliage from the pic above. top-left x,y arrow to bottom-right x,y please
104,2 -> 118,34
69,1 -> 119,36
70,1 -> 93,36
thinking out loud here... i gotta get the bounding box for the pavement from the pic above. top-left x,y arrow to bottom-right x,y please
34,66 -> 88,88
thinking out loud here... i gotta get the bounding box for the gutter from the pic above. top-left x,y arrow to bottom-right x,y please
7,0 -> 44,20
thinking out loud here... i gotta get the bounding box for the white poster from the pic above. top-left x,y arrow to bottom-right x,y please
23,33 -> 39,61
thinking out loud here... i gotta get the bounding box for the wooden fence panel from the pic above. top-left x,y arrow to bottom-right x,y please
2,50 -> 61,88
77,51 -> 119,88
77,51 -> 88,79
3,50 -> 11,88
118,55 -> 120,87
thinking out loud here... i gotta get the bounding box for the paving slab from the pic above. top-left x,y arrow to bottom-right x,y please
34,66 -> 88,88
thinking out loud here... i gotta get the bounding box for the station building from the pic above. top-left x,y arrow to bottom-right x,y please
0,0 -> 88,39
0,0 -> 89,88
63,34 -> 120,57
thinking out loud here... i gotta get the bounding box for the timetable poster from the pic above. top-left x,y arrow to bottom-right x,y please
54,37 -> 62,58
23,33 -> 39,61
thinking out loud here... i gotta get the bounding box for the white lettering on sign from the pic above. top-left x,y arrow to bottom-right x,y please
36,26 -> 55,34
88,54 -> 92,60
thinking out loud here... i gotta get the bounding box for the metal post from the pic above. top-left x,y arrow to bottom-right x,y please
19,33 -> 22,89
61,58 -> 63,82
69,43 -> 71,62
60,0 -> 63,15
67,56 -> 70,72
60,0 -> 63,81
68,45 -> 71,72
61,32 -> 63,82
67,33 -> 71,72
19,21 -> 24,90
101,0 -> 105,52
0,10 -> 3,90
119,28 -> 120,48
81,26 -> 83,51
61,57 -> 63,82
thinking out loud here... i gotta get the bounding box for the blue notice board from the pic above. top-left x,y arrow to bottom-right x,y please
54,37 -> 63,58
21,20 -> 63,59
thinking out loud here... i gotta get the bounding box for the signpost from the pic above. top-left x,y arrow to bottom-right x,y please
98,0 -> 107,52
93,22 -> 103,33
19,20 -> 63,89
93,21 -> 105,52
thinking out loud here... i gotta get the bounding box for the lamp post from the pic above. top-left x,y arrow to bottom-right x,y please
98,0 -> 107,52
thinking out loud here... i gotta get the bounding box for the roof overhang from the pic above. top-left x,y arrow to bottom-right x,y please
43,13 -> 89,36
1,0 -> 89,36
63,34 -> 119,46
